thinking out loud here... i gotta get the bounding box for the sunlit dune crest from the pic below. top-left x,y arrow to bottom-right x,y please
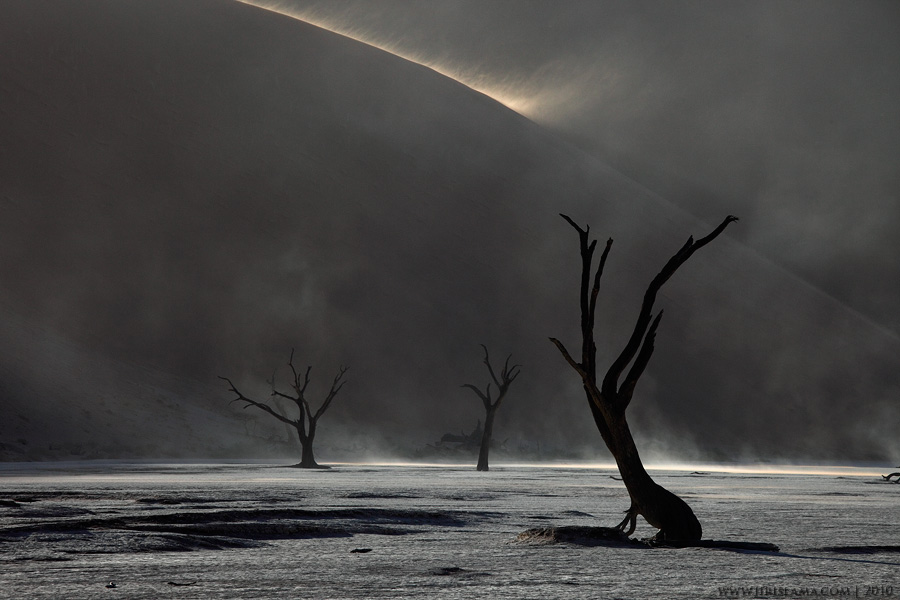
236,0 -> 538,116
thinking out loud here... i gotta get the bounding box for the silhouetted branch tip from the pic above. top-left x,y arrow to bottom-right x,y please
559,213 -> 588,236
549,337 -> 584,375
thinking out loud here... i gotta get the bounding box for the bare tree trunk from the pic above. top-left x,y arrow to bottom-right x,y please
273,398 -> 302,454
551,214 -> 737,541
605,411 -> 701,539
476,407 -> 497,472
298,424 -> 318,468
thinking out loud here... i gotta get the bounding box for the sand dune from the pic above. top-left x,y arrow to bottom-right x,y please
0,1 -> 896,461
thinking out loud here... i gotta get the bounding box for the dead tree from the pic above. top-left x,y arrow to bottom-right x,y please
462,344 -> 520,471
550,214 -> 737,540
220,349 -> 348,468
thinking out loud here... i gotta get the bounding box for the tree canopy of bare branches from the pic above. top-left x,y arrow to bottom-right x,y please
220,349 -> 348,468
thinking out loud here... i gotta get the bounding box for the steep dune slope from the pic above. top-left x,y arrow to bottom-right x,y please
1,0 -> 896,461
0,307 -> 269,459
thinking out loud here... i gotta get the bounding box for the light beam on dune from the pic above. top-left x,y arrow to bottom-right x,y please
236,0 -> 538,116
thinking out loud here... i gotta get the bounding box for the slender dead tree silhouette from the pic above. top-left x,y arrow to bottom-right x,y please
550,213 -> 737,540
220,349 -> 348,468
462,344 -> 521,471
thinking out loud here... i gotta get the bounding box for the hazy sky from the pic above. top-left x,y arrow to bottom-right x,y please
2,1 -> 898,462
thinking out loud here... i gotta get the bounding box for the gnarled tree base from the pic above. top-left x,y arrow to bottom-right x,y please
621,482 -> 702,541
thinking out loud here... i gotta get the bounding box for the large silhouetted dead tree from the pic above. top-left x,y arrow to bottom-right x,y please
462,344 -> 520,471
550,214 -> 737,541
220,350 -> 348,468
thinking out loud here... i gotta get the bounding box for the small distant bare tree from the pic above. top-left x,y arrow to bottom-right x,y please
220,349 -> 348,468
462,344 -> 520,471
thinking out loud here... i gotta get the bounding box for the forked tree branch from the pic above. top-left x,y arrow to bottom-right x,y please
589,239 -> 614,340
314,366 -> 349,421
462,383 -> 491,410
500,353 -> 521,386
219,376 -> 297,427
557,214 -> 614,382
463,345 -> 520,410
548,337 -> 585,377
617,311 -> 663,408
553,214 -> 738,413
601,215 -> 737,405
480,344 -> 501,388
